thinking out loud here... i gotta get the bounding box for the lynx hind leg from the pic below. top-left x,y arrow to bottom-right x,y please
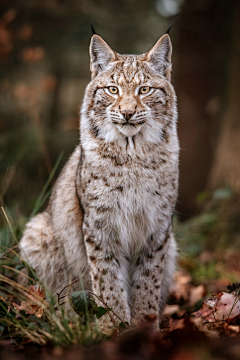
159,232 -> 178,314
19,212 -> 68,294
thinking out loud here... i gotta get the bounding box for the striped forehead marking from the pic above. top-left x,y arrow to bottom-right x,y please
122,57 -> 137,82
114,57 -> 146,85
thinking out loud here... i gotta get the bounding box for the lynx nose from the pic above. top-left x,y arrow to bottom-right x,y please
121,110 -> 134,120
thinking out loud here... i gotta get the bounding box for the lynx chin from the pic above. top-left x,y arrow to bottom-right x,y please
20,32 -> 179,329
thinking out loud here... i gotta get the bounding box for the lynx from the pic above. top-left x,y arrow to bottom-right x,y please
20,32 -> 179,328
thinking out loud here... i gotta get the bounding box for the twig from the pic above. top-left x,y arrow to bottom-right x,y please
54,294 -> 69,310
87,289 -> 116,326
59,301 -> 68,307
0,245 -> 18,260
213,311 -> 216,322
227,286 -> 240,319
56,279 -> 130,329
87,289 -> 130,329
59,292 -> 69,299
203,319 -> 225,324
56,278 -> 80,306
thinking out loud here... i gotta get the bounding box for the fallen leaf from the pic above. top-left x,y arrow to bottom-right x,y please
13,300 -> 43,318
228,325 -> 240,333
163,305 -> 180,316
27,284 -> 46,300
193,291 -> 240,323
189,284 -> 205,306
169,271 -> 191,302
13,285 -> 48,318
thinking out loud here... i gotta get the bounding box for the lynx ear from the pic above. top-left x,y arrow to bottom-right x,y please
146,34 -> 172,81
89,35 -> 116,79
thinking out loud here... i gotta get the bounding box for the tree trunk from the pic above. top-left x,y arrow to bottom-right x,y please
208,2 -> 240,193
175,0 -> 236,217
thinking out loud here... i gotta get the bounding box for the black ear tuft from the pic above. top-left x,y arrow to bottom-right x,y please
165,21 -> 174,35
90,19 -> 97,35
165,15 -> 180,35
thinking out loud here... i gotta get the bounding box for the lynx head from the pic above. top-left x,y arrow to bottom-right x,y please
81,33 -> 177,146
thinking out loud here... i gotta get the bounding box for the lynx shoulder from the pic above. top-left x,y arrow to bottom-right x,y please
20,32 -> 179,328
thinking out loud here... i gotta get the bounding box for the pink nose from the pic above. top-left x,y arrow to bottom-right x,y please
121,110 -> 134,120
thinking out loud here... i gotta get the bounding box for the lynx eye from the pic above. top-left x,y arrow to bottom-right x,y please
139,86 -> 151,94
108,86 -> 119,94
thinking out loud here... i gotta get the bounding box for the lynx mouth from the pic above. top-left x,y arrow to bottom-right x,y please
114,121 -> 144,137
112,120 -> 145,126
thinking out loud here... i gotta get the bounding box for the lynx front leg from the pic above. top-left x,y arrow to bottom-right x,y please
83,223 -> 131,330
130,232 -> 174,328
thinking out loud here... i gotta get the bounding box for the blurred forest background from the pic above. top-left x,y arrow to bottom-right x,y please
1,0 -> 240,285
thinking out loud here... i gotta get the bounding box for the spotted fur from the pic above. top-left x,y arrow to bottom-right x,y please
20,34 -> 179,328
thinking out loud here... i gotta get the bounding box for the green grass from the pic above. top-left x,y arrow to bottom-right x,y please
0,272 -> 109,346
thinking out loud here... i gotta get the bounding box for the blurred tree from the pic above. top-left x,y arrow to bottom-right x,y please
209,0 -> 240,194
175,0 -> 235,217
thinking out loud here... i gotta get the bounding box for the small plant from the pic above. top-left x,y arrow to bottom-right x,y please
0,268 -> 130,347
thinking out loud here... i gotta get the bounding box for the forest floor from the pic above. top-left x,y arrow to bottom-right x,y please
1,189 -> 240,359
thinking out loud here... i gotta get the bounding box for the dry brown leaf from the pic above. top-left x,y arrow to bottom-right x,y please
169,318 -> 185,331
193,292 -> 240,323
27,285 -> 46,300
163,305 -> 180,316
191,317 -> 220,339
13,300 -> 43,318
228,325 -> 240,333
169,271 -> 191,302
189,284 -> 205,306
13,285 -> 48,318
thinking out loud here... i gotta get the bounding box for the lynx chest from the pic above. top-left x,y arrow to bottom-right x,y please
80,150 -> 177,251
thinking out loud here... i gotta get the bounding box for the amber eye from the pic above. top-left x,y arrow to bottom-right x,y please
108,86 -> 119,94
139,86 -> 151,94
